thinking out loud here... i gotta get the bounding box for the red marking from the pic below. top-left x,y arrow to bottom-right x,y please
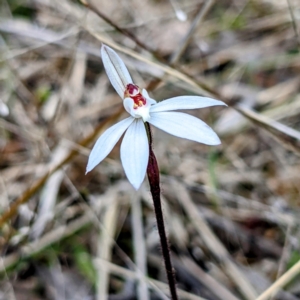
125,84 -> 146,109
127,83 -> 139,96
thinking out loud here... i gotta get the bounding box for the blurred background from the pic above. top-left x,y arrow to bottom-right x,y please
1,0 -> 300,299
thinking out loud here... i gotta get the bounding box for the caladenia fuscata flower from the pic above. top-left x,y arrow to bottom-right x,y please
86,44 -> 226,300
86,45 -> 226,190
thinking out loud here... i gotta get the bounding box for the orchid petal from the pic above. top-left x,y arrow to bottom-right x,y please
148,112 -> 221,145
142,89 -> 156,105
123,97 -> 135,116
86,117 -> 134,173
150,96 -> 226,113
121,119 -> 149,189
101,45 -> 133,98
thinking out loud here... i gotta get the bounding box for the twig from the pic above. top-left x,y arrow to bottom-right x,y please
79,0 -> 163,60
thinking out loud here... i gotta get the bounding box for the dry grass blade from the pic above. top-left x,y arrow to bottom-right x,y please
30,143 -> 72,240
180,257 -> 240,300
256,77 -> 300,106
170,0 -> 215,64
130,193 -> 149,300
265,95 -> 300,121
256,259 -> 300,300
236,105 -> 300,155
0,23 -> 79,65
96,198 -> 119,300
94,259 -> 208,300
286,0 -> 300,49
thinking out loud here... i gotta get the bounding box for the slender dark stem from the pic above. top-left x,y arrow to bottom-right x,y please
145,123 -> 178,300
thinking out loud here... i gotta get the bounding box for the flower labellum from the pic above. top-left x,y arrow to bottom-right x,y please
123,83 -> 155,122
86,45 -> 226,190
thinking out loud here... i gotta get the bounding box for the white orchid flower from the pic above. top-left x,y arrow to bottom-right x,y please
86,45 -> 226,190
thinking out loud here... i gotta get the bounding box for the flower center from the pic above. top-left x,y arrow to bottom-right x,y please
124,84 -> 146,109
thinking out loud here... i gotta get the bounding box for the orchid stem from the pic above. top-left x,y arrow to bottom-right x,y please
145,123 -> 178,300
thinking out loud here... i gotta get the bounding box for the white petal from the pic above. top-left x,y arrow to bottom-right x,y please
121,119 -> 149,190
123,97 -> 135,116
142,89 -> 156,105
86,117 -> 134,173
101,45 -> 133,98
150,96 -> 226,113
148,112 -> 221,145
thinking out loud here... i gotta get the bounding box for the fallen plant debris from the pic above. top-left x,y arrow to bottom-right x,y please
1,0 -> 300,299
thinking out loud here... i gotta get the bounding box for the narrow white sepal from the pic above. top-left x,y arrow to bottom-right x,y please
120,119 -> 149,190
86,117 -> 134,173
150,96 -> 226,113
101,45 -> 133,98
148,112 -> 221,145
